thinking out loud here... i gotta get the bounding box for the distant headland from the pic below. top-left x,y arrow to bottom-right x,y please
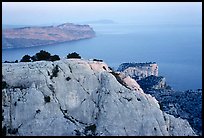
2,23 -> 95,49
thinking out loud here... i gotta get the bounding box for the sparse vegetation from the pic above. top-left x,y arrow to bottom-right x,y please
8,128 -> 18,134
137,75 -> 166,91
20,55 -> 31,62
74,130 -> 81,136
32,50 -> 51,61
66,77 -> 71,81
4,60 -> 18,63
84,124 -> 96,136
50,65 -> 59,79
49,55 -> 60,61
108,66 -> 113,71
93,59 -> 103,62
137,98 -> 141,101
19,50 -> 60,63
36,109 -> 41,114
2,81 -> 8,89
67,52 -> 81,59
44,96 -> 51,103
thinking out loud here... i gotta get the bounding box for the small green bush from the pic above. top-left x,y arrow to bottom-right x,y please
6,50 -> 61,63
93,59 -> 103,62
33,50 -> 51,61
137,98 -> 141,101
50,65 -> 59,79
2,81 -> 8,89
67,52 -> 81,59
66,77 -> 71,81
102,66 -> 106,70
36,109 -> 41,114
20,55 -> 31,62
44,96 -> 51,103
84,124 -> 96,136
49,55 -> 60,61
108,67 -> 113,71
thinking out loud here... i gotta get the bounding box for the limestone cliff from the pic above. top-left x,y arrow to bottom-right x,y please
2,59 -> 196,136
117,62 -> 202,135
117,62 -> 158,81
2,23 -> 95,49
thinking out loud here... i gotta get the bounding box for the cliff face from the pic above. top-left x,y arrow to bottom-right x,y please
117,62 -> 202,136
117,63 -> 158,81
2,59 -> 196,136
2,23 -> 95,49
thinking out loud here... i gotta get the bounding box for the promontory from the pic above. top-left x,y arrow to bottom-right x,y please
2,23 -> 95,49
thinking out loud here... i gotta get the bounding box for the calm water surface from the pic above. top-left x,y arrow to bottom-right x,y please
2,23 -> 202,91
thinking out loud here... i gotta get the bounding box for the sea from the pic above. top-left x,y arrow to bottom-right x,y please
2,23 -> 202,91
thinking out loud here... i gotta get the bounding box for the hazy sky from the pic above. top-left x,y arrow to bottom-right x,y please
2,2 -> 202,25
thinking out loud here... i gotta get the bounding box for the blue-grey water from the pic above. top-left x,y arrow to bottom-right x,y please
2,23 -> 202,91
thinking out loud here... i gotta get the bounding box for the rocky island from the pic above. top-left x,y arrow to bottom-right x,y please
2,57 -> 197,136
2,23 -> 95,49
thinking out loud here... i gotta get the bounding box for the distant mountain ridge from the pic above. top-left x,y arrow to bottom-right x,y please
2,23 -> 95,49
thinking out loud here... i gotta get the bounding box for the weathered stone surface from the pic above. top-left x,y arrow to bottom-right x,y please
2,59 -> 196,136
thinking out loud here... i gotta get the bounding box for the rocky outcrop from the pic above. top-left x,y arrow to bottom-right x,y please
2,23 -> 95,49
137,75 -> 170,91
117,63 -> 202,136
2,59 -> 196,136
117,62 -> 158,81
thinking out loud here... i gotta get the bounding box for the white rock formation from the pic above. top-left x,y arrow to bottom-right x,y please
2,59 -> 196,136
117,63 -> 158,81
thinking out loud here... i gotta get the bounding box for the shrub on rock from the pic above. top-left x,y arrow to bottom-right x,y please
67,52 -> 81,59
49,55 -> 60,61
20,55 -> 31,62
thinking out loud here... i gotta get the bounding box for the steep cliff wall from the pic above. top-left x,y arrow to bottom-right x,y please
117,62 -> 158,81
2,59 -> 196,136
117,63 -> 202,135
2,23 -> 95,49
